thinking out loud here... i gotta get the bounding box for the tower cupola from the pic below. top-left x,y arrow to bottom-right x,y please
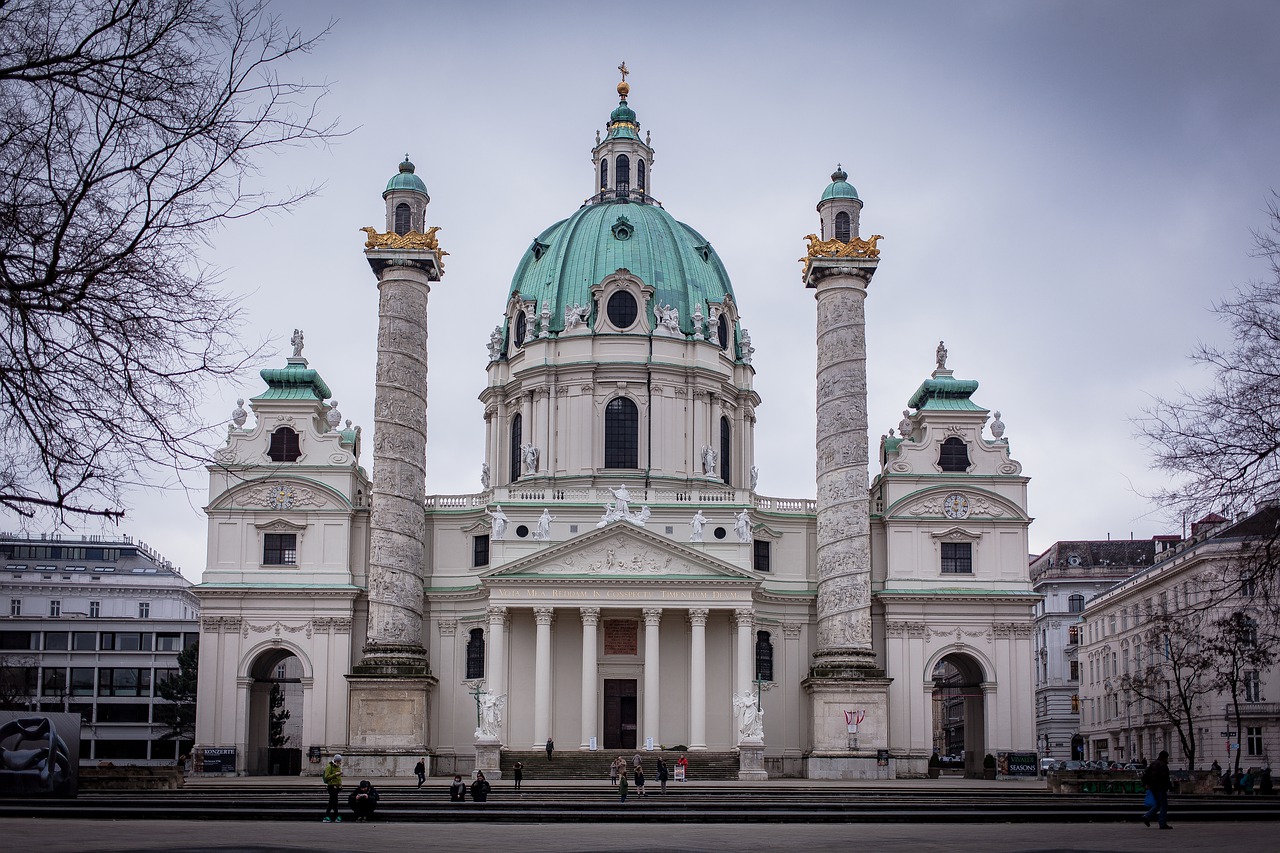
592,63 -> 656,204
816,164 -> 863,242
383,155 -> 430,235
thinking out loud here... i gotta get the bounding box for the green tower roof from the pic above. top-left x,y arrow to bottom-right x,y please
819,164 -> 860,203
906,373 -> 984,412
384,155 -> 429,197
508,200 -> 735,338
255,359 -> 332,402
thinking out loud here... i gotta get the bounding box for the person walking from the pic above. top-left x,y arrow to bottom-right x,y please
618,768 -> 629,803
513,760 -> 524,790
656,757 -> 669,794
1141,750 -> 1172,829
471,771 -> 491,802
609,756 -> 622,786
546,737 -> 555,761
414,758 -> 426,789
634,760 -> 646,797
321,754 -> 343,822
448,774 -> 467,802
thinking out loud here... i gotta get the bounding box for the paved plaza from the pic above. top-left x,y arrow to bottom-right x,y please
4,818 -> 1276,853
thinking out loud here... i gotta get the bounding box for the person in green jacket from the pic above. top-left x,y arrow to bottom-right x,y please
322,754 -> 343,822
618,770 -> 628,803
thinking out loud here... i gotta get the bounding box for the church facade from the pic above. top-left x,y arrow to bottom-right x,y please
193,74 -> 1037,779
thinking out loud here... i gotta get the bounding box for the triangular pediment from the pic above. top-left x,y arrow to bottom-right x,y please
483,521 -> 758,582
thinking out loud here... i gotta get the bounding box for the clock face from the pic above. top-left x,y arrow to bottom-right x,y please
942,493 -> 969,519
266,484 -> 297,510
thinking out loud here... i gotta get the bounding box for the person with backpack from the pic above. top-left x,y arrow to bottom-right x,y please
322,754 -> 343,822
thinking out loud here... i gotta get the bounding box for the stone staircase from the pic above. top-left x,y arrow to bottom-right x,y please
499,750 -> 741,781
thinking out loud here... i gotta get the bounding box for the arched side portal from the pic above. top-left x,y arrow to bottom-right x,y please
931,652 -> 986,778
245,646 -> 306,775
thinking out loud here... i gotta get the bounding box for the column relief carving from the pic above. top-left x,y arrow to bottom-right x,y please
438,619 -> 458,636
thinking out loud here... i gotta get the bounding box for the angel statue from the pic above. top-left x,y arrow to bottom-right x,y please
733,690 -> 764,741
476,691 -> 506,740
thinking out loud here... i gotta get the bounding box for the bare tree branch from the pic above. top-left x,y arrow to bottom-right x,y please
0,0 -> 338,521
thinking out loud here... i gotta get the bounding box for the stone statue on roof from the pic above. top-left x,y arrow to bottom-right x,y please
935,340 -> 947,370
291,329 -> 304,358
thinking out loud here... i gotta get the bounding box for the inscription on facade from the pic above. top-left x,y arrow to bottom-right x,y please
603,619 -> 638,655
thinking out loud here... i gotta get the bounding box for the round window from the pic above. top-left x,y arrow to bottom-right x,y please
713,526 -> 727,540
606,291 -> 638,329
515,525 -> 530,539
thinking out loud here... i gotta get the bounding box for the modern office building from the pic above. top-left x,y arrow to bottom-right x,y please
0,533 -> 199,765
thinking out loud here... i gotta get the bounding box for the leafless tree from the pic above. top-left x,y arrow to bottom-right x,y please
0,0 -> 336,522
1139,195 -> 1280,599
0,655 -> 37,710
1120,606 -> 1216,770
1201,610 -> 1275,775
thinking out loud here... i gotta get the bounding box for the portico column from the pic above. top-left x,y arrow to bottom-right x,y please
688,609 -> 709,750
735,608 -> 754,699
580,607 -> 601,749
486,607 -> 507,698
533,606 -> 554,747
643,608 -> 662,748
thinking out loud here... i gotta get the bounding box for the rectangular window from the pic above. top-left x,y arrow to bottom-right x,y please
1071,694 -> 1080,713
940,542 -> 972,574
0,630 -> 37,650
156,633 -> 182,652
69,667 -> 95,696
9,599 -> 20,617
0,666 -> 38,700
41,667 -> 67,696
97,703 -> 150,723
753,540 -> 772,573
73,631 -> 96,650
1244,670 -> 1261,702
1068,626 -> 1080,645
1069,660 -> 1079,681
49,599 -> 60,617
263,533 -> 297,566
98,668 -> 151,697
1247,727 -> 1263,757
472,534 -> 489,568
94,739 -> 149,760
44,632 -> 69,650
138,602 -> 150,619
89,600 -> 100,618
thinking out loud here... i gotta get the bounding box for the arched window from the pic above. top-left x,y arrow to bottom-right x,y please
513,311 -> 527,348
717,314 -> 729,350
604,397 -> 638,469
938,437 -> 970,472
615,154 -> 630,192
755,630 -> 774,681
637,159 -> 646,191
1068,594 -> 1085,613
267,427 -> 301,462
835,211 -> 851,242
394,203 -> 411,236
600,159 -> 608,190
465,628 -> 485,680
509,413 -> 522,483
719,416 -> 731,486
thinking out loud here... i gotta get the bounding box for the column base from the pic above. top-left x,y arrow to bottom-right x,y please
353,641 -> 431,677
344,673 -> 437,773
802,674 -> 892,779
474,738 -> 503,780
809,647 -> 883,679
737,738 -> 768,781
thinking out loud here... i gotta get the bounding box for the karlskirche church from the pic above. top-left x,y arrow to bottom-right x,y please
193,71 -> 1036,780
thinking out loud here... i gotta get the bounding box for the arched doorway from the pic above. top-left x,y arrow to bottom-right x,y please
931,653 -> 986,778
246,648 -> 304,775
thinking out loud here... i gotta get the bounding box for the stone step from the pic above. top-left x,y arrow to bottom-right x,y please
498,750 -> 740,781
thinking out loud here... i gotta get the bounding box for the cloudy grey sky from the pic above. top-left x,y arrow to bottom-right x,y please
11,0 -> 1279,580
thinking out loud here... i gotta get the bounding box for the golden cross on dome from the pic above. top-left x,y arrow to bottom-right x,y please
618,61 -> 629,82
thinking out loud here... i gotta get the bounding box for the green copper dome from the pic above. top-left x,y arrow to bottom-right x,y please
384,156 -> 428,197
819,164 -> 859,203
508,200 -> 735,338
610,100 -> 637,125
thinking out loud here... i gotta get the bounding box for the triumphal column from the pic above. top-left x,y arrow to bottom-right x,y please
346,157 -> 444,775
800,166 -> 893,778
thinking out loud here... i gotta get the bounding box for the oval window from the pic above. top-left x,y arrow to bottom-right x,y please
606,291 -> 638,329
